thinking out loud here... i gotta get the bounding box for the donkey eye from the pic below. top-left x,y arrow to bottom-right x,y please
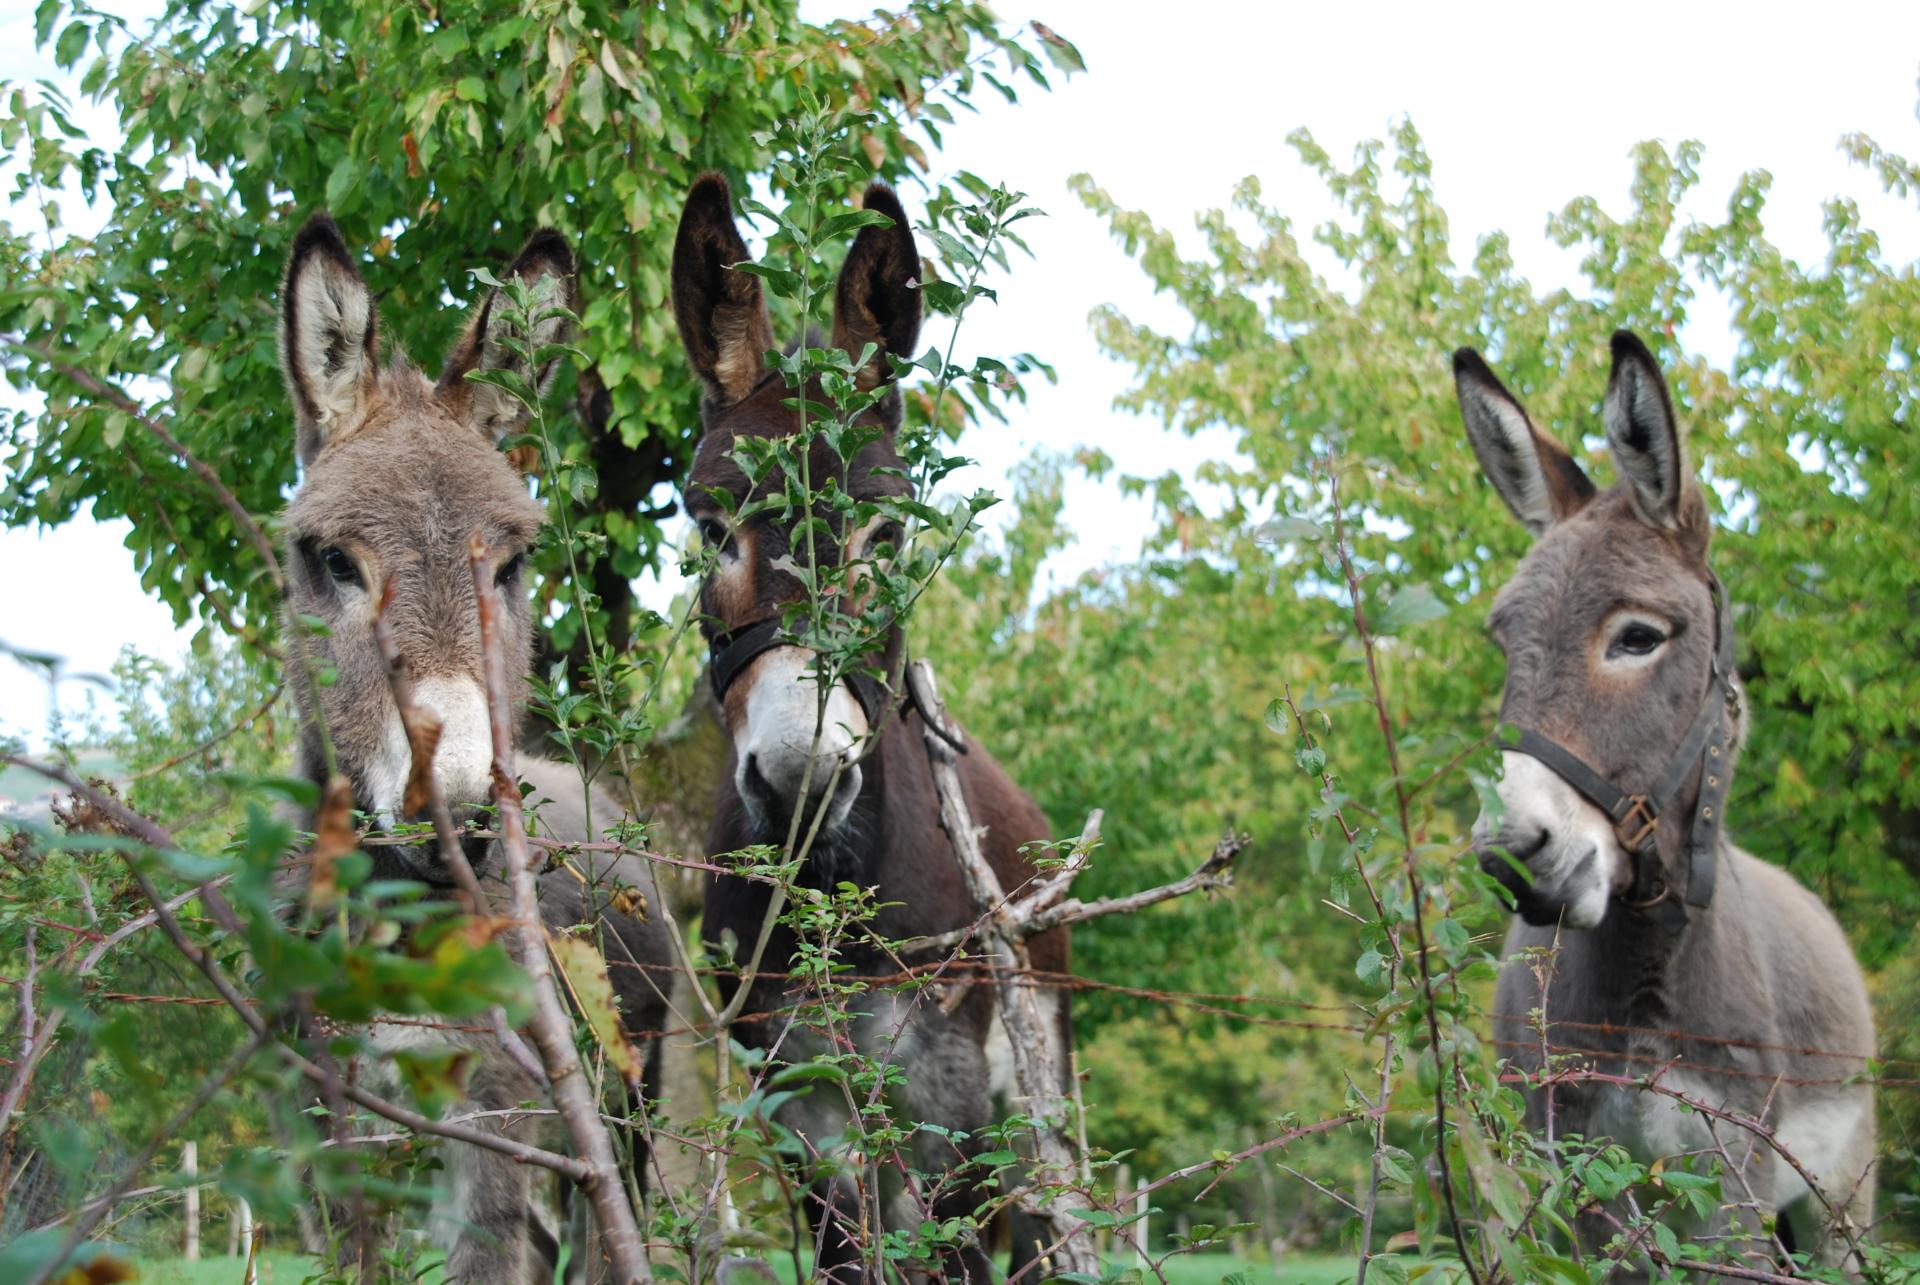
870,522 -> 905,556
321,546 -> 362,588
1611,623 -> 1667,657
698,518 -> 732,552
494,552 -> 526,588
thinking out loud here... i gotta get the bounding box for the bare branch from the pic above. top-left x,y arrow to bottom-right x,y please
908,659 -> 1100,1277
25,1029 -> 267,1285
471,534 -> 651,1283
0,753 -> 593,1183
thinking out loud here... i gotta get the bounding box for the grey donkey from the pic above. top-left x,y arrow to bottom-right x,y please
277,212 -> 673,1282
1456,332 -> 1876,1271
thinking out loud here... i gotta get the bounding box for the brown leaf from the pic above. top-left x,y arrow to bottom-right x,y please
307,774 -> 357,910
548,932 -> 644,1088
610,885 -> 649,922
401,710 -> 443,818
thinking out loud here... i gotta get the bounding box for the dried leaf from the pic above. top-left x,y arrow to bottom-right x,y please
401,710 -> 443,818
610,885 -> 649,922
548,932 -> 643,1087
307,774 -> 356,909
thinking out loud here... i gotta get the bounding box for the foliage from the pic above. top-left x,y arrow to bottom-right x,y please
4,4 -> 1919,1276
986,118 -> 1919,1257
0,0 -> 1076,672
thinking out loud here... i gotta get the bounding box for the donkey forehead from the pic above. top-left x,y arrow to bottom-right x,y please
287,398 -> 544,544
1488,490 -> 1709,636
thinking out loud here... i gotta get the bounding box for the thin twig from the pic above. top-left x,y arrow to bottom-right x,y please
471,534 -> 651,1283
1325,458 -> 1485,1285
0,753 -> 593,1182
26,1030 -> 267,1285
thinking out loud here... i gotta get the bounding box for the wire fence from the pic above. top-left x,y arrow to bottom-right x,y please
9,957 -> 1914,1088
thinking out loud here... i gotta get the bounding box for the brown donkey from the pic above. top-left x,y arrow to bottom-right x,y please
1456,333 -> 1875,1268
671,174 -> 1071,1281
277,214 -> 671,1283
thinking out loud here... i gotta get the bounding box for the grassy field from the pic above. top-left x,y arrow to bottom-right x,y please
127,1255 -> 320,1284
128,1250 -> 1355,1283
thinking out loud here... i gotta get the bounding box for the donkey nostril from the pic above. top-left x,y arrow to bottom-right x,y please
459,830 -> 493,873
742,753 -> 773,799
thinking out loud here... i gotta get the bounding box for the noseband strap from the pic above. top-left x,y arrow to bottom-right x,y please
1497,573 -> 1737,917
707,617 -> 966,753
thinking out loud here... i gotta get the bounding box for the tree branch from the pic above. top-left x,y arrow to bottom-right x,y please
471,535 -> 652,1283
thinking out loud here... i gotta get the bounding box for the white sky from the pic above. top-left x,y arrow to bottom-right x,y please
4,0 -> 1919,747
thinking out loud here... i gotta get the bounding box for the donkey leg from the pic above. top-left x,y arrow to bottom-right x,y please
807,1173 -> 879,1284
1778,1095 -> 1876,1272
433,1133 -> 541,1283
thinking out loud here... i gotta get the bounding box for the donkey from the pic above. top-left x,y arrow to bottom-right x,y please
1456,332 -> 1876,1268
671,174 -> 1072,1281
277,212 -> 672,1282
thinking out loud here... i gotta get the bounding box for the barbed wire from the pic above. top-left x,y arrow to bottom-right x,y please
10,963 -> 1917,1087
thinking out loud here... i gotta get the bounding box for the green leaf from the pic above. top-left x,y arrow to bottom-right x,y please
53,20 -> 88,68
324,155 -> 364,209
1370,582 -> 1449,636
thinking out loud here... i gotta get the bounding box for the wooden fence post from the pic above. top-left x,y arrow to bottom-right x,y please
240,1194 -> 258,1285
181,1140 -> 199,1261
1134,1180 -> 1150,1273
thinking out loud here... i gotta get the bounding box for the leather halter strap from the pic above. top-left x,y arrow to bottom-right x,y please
707,616 -> 966,753
1498,572 -> 1737,916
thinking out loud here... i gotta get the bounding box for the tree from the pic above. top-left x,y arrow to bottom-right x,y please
0,0 -> 1081,671
1055,118 -> 1920,1237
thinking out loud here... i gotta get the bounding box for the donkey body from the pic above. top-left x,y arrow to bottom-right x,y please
277,214 -> 672,1283
1456,334 -> 1875,1268
672,175 -> 1071,1282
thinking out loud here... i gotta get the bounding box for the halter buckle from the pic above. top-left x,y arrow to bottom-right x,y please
1624,876 -> 1672,913
1614,795 -> 1658,853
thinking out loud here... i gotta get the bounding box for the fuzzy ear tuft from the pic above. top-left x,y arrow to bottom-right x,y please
1453,347 -> 1594,535
830,184 -> 923,401
280,212 -> 378,465
438,228 -> 579,443
1602,330 -> 1688,530
671,173 -> 774,407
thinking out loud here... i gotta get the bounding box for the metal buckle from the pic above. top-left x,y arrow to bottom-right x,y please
1624,876 -> 1671,913
1614,795 -> 1658,853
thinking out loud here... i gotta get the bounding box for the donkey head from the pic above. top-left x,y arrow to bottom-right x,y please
278,213 -> 572,870
1455,332 -> 1741,928
671,174 -> 922,843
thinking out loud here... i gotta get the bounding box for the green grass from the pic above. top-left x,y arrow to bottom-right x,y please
755,1247 -> 1354,1283
129,1248 -> 1355,1283
127,1254 -> 318,1284
0,747 -> 121,806
1147,1252 -> 1354,1284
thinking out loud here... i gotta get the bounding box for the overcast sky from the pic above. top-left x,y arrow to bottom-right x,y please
4,0 -> 1919,748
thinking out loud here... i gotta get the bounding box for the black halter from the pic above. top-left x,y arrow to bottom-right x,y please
1497,572 -> 1738,920
707,616 -> 966,753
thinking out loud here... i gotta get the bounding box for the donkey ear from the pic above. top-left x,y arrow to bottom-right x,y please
281,212 -> 379,466
831,185 -> 922,399
1453,347 -> 1595,535
672,173 -> 774,408
438,228 -> 578,444
1602,330 -> 1688,530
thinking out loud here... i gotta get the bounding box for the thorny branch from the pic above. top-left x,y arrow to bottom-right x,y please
0,753 -> 595,1184
470,535 -> 652,1284
1323,457 -> 1486,1285
910,658 -> 1249,1278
